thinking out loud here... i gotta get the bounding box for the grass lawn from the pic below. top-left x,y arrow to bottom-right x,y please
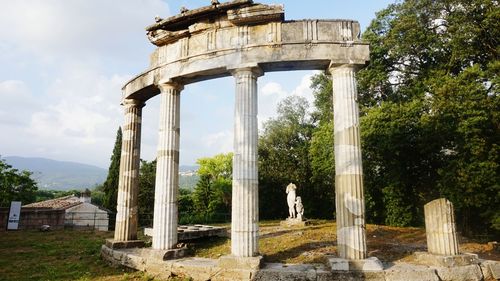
192,220 -> 499,264
1,221 -> 498,280
0,229 -> 160,281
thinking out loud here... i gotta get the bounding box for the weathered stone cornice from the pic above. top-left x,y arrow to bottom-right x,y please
227,4 -> 284,25
146,0 -> 253,32
146,1 -> 285,46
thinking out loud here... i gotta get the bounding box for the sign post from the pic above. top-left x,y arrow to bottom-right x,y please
7,201 -> 22,230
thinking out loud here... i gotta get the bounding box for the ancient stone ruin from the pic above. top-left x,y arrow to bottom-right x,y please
415,198 -> 480,268
425,198 -> 460,256
100,1 -> 499,280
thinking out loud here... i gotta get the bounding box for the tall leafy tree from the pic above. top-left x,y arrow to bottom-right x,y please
0,158 -> 38,206
101,127 -> 122,212
138,159 -> 156,225
356,0 -> 499,233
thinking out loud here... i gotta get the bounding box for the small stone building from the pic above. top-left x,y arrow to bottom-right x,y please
24,191 -> 109,231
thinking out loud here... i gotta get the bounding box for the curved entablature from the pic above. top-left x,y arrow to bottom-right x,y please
122,1 -> 369,102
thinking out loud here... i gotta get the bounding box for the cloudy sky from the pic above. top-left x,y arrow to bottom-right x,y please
0,0 -> 394,168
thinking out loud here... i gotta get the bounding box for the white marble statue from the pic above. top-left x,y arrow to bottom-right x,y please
295,196 -> 304,221
286,183 -> 297,218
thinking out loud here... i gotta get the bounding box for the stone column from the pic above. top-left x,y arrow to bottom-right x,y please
114,99 -> 145,242
424,198 -> 459,256
152,82 -> 183,250
330,64 -> 367,260
231,67 -> 262,257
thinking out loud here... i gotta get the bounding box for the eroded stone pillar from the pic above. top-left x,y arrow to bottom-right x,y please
424,198 -> 459,256
231,67 -> 262,257
152,82 -> 183,250
114,99 -> 145,242
330,64 -> 367,260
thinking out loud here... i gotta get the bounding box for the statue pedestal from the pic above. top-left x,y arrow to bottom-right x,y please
280,218 -> 310,228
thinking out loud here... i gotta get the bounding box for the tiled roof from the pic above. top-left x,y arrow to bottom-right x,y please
24,195 -> 82,209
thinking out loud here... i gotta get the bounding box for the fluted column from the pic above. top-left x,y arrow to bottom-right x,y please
152,82 -> 183,250
424,198 -> 459,256
330,64 -> 367,260
231,67 -> 262,257
114,99 -> 145,241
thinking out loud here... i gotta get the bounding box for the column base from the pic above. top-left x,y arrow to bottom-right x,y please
218,255 -> 263,270
327,256 -> 384,271
105,239 -> 145,249
413,252 -> 479,267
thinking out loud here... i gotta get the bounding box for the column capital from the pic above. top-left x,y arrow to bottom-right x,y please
157,81 -> 184,93
228,65 -> 264,78
327,63 -> 364,74
122,99 -> 145,109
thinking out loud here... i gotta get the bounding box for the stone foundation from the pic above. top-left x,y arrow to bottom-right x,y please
105,239 -> 144,249
101,246 -> 500,281
413,252 -> 479,267
327,256 -> 384,271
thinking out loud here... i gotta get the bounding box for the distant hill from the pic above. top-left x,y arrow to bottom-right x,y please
179,165 -> 198,173
179,165 -> 199,190
3,156 -> 107,191
3,156 -> 200,191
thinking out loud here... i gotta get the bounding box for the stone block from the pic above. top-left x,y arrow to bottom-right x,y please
218,255 -> 262,270
112,250 -> 124,261
280,219 -> 311,228
123,254 -> 146,271
414,252 -> 479,267
212,269 -> 254,281
100,245 -> 122,267
254,263 -> 317,281
327,256 -> 384,272
105,239 -> 144,249
326,271 -> 385,281
144,259 -> 174,277
170,258 -> 216,281
479,260 -> 496,280
481,259 -> 500,280
434,264 -> 483,281
140,247 -> 188,261
384,263 -> 439,281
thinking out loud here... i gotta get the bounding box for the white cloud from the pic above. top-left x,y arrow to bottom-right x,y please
0,0 -> 169,61
0,0 -> 171,167
0,80 -> 40,126
258,72 -> 317,128
0,66 -> 133,167
202,130 -> 233,153
290,73 -> 316,106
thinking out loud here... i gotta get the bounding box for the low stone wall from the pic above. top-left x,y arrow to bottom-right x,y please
0,207 -> 65,230
101,245 -> 500,281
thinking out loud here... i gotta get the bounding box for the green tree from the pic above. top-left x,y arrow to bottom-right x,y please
356,0 -> 499,234
308,75 -> 336,219
192,153 -> 233,221
138,159 -> 156,226
429,64 -> 500,235
0,158 -> 38,206
101,127 -> 122,212
361,100 -> 441,226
